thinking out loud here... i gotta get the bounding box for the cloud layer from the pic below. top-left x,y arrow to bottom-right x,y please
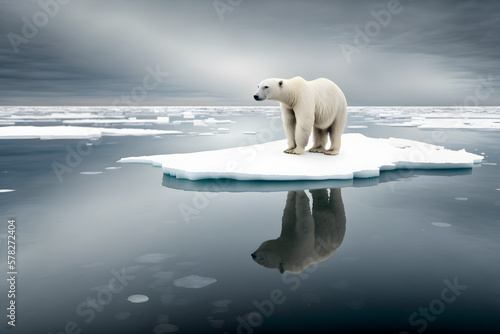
0,0 -> 498,106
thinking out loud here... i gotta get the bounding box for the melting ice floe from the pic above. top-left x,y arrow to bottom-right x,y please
0,189 -> 15,193
119,133 -> 483,181
0,126 -> 181,140
127,295 -> 149,303
173,275 -> 217,289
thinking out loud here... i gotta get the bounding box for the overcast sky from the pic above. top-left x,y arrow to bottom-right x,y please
0,0 -> 499,106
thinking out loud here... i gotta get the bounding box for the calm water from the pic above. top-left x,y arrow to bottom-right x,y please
0,107 -> 499,334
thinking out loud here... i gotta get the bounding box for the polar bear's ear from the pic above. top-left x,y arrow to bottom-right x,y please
279,80 -> 283,87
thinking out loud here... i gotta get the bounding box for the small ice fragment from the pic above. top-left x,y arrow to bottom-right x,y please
431,222 -> 452,227
153,323 -> 179,334
212,299 -> 232,308
80,172 -> 102,175
105,167 -> 121,170
347,125 -> 368,129
174,275 -> 217,289
0,189 -> 15,193
127,294 -> 149,303
115,312 -> 131,320
454,197 -> 468,201
135,253 -> 175,263
243,131 -> 258,135
157,117 -> 170,124
198,132 -> 215,136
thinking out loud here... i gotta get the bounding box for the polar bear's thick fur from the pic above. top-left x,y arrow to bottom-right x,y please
254,76 -> 347,155
251,189 -> 346,274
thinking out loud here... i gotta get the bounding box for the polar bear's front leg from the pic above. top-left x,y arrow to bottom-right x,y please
288,108 -> 313,155
281,106 -> 296,153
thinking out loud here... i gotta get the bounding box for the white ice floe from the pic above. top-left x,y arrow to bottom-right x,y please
0,189 -> 15,193
431,222 -> 452,227
0,126 -> 181,140
119,133 -> 483,181
385,118 -> 500,130
173,275 -> 217,289
127,294 -> 149,303
347,125 -> 368,129
135,253 -> 175,263
80,172 -> 102,175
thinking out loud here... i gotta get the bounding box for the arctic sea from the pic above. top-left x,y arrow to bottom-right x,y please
0,106 -> 499,334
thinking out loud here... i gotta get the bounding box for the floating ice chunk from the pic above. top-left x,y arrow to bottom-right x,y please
431,222 -> 452,227
243,131 -> 258,135
80,172 -> 102,175
217,128 -> 230,132
0,189 -> 15,193
156,117 -> 170,124
212,300 -> 232,308
0,126 -> 181,140
105,167 -> 121,170
454,197 -> 468,201
347,125 -> 368,129
153,323 -> 179,334
182,111 -> 195,119
135,253 -> 175,263
173,275 -> 217,289
198,132 -> 215,136
119,133 -> 483,181
127,294 -> 149,303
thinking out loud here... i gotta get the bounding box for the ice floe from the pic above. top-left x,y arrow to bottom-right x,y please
173,275 -> 217,289
0,126 -> 181,139
431,222 -> 452,227
127,294 -> 149,303
119,133 -> 483,181
0,189 -> 15,193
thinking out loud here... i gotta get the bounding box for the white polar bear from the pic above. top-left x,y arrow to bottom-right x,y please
254,76 -> 347,155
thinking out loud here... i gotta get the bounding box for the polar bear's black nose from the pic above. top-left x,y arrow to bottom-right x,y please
251,253 -> 256,258
253,95 -> 259,100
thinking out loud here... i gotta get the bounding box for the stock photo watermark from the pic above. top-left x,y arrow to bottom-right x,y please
7,0 -> 71,54
213,0 -> 244,21
400,277 -> 467,334
6,218 -> 17,328
178,117 -> 283,224
112,64 -> 169,106
47,267 -> 135,334
339,0 -> 407,63
228,255 -> 321,334
51,62 -> 169,183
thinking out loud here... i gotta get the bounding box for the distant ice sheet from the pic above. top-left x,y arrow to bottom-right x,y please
0,126 -> 181,140
119,133 -> 483,181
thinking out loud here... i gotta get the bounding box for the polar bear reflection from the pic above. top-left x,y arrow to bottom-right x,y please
251,189 -> 346,274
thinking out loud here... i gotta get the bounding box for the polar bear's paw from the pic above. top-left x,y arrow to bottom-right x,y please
309,147 -> 326,153
284,148 -> 304,155
324,149 -> 339,156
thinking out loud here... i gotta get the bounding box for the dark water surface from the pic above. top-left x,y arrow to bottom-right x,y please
1,109 -> 499,334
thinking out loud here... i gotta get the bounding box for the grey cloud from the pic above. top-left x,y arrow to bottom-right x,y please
0,0 -> 498,106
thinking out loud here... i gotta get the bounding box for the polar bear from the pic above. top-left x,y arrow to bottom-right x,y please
254,76 -> 347,155
251,188 -> 346,274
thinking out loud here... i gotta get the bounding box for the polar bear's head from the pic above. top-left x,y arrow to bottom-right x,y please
253,78 -> 283,101
251,240 -> 285,274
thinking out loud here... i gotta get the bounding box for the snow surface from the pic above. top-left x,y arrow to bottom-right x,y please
119,133 -> 483,181
0,126 -> 181,139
